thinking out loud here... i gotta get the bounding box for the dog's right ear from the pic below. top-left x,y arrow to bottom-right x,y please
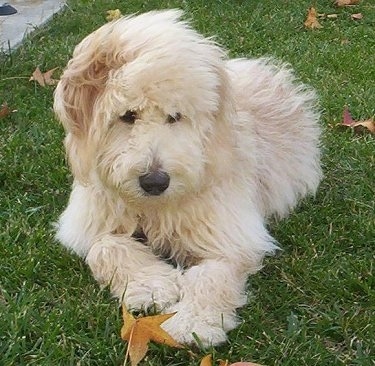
54,35 -> 110,182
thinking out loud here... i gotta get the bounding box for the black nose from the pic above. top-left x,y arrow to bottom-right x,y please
139,171 -> 170,196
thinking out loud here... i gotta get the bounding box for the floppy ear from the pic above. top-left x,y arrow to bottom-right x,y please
54,36 -> 110,182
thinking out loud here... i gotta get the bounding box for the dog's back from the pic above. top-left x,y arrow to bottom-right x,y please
226,58 -> 322,218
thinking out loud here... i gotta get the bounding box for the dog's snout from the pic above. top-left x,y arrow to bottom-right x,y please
139,171 -> 170,196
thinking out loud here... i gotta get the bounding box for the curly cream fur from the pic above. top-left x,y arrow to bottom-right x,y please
54,10 -> 322,346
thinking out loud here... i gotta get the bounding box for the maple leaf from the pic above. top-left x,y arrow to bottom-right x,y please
106,9 -> 122,21
304,7 -> 323,29
341,106 -> 375,134
121,305 -> 182,366
29,67 -> 59,87
335,0 -> 360,6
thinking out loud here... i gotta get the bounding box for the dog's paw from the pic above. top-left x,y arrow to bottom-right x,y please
161,303 -> 229,346
122,279 -> 181,312
86,237 -> 182,311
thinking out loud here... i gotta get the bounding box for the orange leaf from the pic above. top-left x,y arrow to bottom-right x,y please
304,7 -> 323,29
29,67 -> 59,87
121,305 -> 182,366
335,0 -> 360,6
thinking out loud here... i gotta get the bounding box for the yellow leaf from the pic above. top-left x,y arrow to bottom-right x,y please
121,305 -> 183,366
304,7 -> 323,29
200,354 -> 213,366
106,9 -> 122,22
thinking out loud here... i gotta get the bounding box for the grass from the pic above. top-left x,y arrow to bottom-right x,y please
0,0 -> 374,365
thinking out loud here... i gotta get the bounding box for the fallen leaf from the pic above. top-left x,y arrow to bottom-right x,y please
351,13 -> 363,20
304,7 -> 323,29
121,305 -> 182,366
335,0 -> 360,6
106,9 -> 122,21
340,106 -> 375,134
42,67 -> 59,85
0,103 -> 10,118
29,67 -> 58,87
327,14 -> 339,19
201,354 -> 213,366
342,106 -> 354,126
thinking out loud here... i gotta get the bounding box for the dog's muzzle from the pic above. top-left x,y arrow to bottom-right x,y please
139,171 -> 170,196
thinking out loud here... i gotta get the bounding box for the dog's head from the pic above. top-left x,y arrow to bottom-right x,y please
54,10 -> 234,206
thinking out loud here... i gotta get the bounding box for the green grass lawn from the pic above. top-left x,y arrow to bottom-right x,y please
0,0 -> 374,365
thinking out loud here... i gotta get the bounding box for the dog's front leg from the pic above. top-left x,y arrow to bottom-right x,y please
86,234 -> 182,311
162,259 -> 248,346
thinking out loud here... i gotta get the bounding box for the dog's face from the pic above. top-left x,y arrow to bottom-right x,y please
54,10 -> 233,206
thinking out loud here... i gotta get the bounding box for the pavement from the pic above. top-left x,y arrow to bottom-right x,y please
0,0 -> 66,51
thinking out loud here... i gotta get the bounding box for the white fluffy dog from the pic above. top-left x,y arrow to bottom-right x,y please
54,10 -> 321,346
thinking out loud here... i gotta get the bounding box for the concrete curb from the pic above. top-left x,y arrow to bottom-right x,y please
0,1 -> 66,51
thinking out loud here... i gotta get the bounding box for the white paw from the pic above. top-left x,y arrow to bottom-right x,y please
121,278 -> 181,311
86,238 -> 182,311
161,303 -> 232,346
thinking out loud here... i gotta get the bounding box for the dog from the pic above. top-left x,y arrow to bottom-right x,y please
53,9 -> 322,346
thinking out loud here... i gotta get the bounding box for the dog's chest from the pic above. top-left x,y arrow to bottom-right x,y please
133,215 -> 201,268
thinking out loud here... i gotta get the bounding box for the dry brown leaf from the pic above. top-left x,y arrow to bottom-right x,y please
42,67 -> 59,85
351,13 -> 363,20
351,119 -> 375,134
341,106 -> 375,134
0,103 -> 10,119
121,305 -> 182,366
29,67 -> 58,87
304,7 -> 323,29
30,67 -> 45,86
106,9 -> 122,21
335,0 -> 360,6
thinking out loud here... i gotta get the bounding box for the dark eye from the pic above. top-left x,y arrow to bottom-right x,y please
120,110 -> 137,124
167,112 -> 182,124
